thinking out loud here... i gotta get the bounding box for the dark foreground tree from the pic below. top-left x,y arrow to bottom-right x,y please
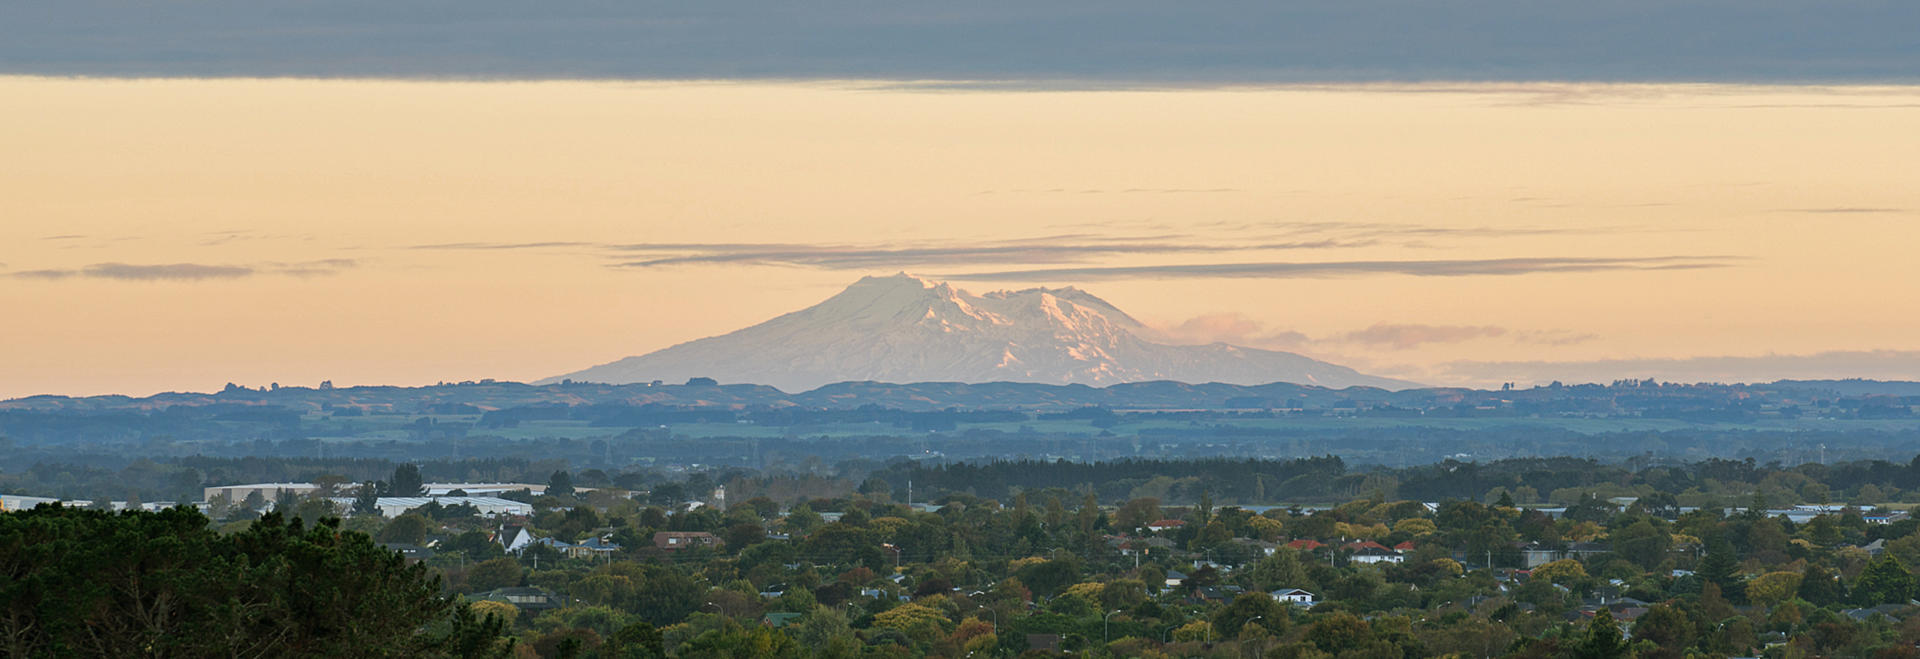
0,504 -> 509,658
390,463 -> 426,497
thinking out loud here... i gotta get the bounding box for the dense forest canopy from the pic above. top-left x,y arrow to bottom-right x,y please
0,506 -> 509,658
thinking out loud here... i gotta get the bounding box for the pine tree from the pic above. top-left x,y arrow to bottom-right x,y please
389,464 -> 425,497
547,470 -> 576,498
1799,564 -> 1843,606
353,483 -> 382,516
1577,609 -> 1626,659
1852,554 -> 1915,606
1697,540 -> 1742,601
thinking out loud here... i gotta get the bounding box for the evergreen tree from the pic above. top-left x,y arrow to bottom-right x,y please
1577,609 -> 1627,659
547,470 -> 576,498
0,506 -> 509,657
1852,554 -> 1915,606
1697,540 -> 1743,601
389,464 -> 425,497
353,483 -> 382,516
1799,564 -> 1844,606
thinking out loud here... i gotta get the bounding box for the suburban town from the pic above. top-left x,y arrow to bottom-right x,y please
15,457 -> 1920,657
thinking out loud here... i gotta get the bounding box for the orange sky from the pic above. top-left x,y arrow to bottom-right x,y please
5,77 -> 1919,397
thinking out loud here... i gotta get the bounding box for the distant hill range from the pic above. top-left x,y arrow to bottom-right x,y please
544,273 -> 1414,392
6,378 -> 1917,415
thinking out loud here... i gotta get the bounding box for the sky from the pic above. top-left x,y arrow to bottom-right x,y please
5,4 -> 1920,397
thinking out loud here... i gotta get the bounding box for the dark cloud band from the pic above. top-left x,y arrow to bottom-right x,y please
3,1 -> 1917,83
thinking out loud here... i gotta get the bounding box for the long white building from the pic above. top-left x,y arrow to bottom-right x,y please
206,482 -> 563,503
325,496 -> 532,519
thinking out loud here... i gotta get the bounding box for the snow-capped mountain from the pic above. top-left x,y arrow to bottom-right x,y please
546,274 -> 1415,391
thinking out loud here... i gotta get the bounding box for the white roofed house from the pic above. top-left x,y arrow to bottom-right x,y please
496,525 -> 534,554
1270,589 -> 1317,606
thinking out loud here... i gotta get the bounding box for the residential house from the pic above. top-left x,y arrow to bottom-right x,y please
382,543 -> 435,563
762,613 -> 804,628
1234,538 -> 1283,556
479,587 -> 561,612
1518,541 -> 1612,568
572,535 -> 622,558
1147,519 -> 1187,533
654,531 -> 722,552
1026,635 -> 1063,653
1270,589 -> 1317,606
1865,511 -> 1910,525
495,525 -> 534,554
1108,534 -> 1176,556
1350,546 -> 1405,564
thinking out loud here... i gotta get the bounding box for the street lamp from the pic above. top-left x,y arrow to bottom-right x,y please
1104,609 -> 1122,644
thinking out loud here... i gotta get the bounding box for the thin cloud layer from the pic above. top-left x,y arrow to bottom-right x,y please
947,256 -> 1737,281
414,236 -> 1385,269
1439,350 -> 1920,387
1149,315 -> 1589,353
415,226 -> 1677,276
1336,323 -> 1510,350
1150,312 -> 1311,349
610,240 -> 1366,269
7,260 -> 356,281
1782,208 -> 1908,214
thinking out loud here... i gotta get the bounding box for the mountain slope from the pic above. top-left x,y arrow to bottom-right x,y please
546,274 -> 1416,391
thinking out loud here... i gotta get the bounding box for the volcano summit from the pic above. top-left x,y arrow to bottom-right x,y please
548,274 -> 1413,392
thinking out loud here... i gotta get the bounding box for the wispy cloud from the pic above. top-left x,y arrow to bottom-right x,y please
1781,207 -> 1907,214
1149,312 -> 1311,349
978,187 -> 1241,194
1336,323 -> 1509,350
1149,315 -> 1593,352
7,259 -> 357,281
1436,350 -> 1920,387
411,236 -> 1381,269
1330,323 -> 1598,350
410,241 -> 599,250
609,239 -> 1367,269
415,224 -> 1668,274
946,255 -> 1737,281
197,229 -> 318,246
